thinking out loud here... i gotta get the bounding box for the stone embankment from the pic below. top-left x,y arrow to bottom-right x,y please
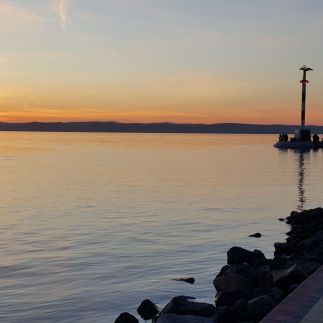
115,208 -> 323,323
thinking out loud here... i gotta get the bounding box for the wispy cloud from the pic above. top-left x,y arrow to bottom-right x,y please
56,0 -> 72,30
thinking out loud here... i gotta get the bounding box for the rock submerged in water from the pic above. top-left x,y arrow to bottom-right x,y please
114,312 -> 139,323
116,207 -> 323,323
249,232 -> 262,238
172,277 -> 195,284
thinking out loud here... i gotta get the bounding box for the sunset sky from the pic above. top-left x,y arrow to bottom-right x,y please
1,0 -> 323,124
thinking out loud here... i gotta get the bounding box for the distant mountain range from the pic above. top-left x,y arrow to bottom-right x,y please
1,121 -> 323,134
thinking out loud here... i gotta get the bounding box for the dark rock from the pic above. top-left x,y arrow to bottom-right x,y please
137,299 -> 159,320
161,296 -> 217,318
267,256 -> 293,270
247,295 -> 275,320
286,208 -> 323,225
274,266 -> 307,292
216,265 -> 230,278
299,237 -> 318,250
267,288 -> 285,305
256,265 -> 274,290
285,235 -> 300,245
227,246 -> 266,266
249,232 -> 262,238
295,260 -> 320,276
252,249 -> 267,265
314,230 -> 323,241
286,210 -> 300,223
227,247 -> 254,265
214,307 -> 227,323
317,245 -> 323,263
213,273 -> 255,293
226,299 -> 249,322
215,290 -> 252,307
286,225 -> 316,244
157,314 -> 214,323
115,312 -> 139,323
286,225 -> 307,237
172,277 -> 195,284
226,263 -> 257,281
274,242 -> 294,255
272,264 -> 296,282
278,218 -> 285,221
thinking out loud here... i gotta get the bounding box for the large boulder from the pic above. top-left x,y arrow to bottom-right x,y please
115,312 -> 139,323
267,287 -> 285,305
286,208 -> 323,225
227,246 -> 266,266
274,242 -> 294,255
298,237 -> 318,250
256,265 -> 274,290
215,290 -> 251,307
161,296 -> 217,317
225,263 -> 257,281
213,273 -> 254,293
247,295 -> 275,320
226,299 -> 249,322
286,226 -> 316,245
215,265 -> 230,278
137,299 -> 159,320
267,256 -> 293,270
272,264 -> 296,282
295,260 -> 320,277
273,265 -> 306,292
157,313 -> 214,323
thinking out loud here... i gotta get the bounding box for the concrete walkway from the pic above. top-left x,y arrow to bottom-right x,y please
261,266 -> 323,323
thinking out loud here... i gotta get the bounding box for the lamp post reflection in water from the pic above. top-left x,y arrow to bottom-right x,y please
297,151 -> 306,211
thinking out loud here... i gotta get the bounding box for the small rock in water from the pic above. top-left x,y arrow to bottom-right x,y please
137,299 -> 159,320
172,277 -> 195,284
278,218 -> 285,221
115,312 -> 139,323
249,232 -> 262,238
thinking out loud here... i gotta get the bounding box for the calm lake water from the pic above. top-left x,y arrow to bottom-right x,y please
1,132 -> 323,322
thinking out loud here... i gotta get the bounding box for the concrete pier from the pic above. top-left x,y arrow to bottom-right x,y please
261,266 -> 323,323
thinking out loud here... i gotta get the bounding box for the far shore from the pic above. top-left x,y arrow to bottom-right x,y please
1,121 -> 323,134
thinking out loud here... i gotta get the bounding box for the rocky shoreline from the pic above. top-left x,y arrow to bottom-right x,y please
115,208 -> 323,323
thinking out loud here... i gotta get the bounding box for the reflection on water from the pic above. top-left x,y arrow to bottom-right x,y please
278,148 -> 321,212
297,151 -> 306,211
1,132 -> 323,322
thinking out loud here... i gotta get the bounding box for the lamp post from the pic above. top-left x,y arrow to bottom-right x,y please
299,65 -> 313,129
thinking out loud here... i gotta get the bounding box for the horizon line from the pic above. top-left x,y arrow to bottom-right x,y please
1,120 -> 323,126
